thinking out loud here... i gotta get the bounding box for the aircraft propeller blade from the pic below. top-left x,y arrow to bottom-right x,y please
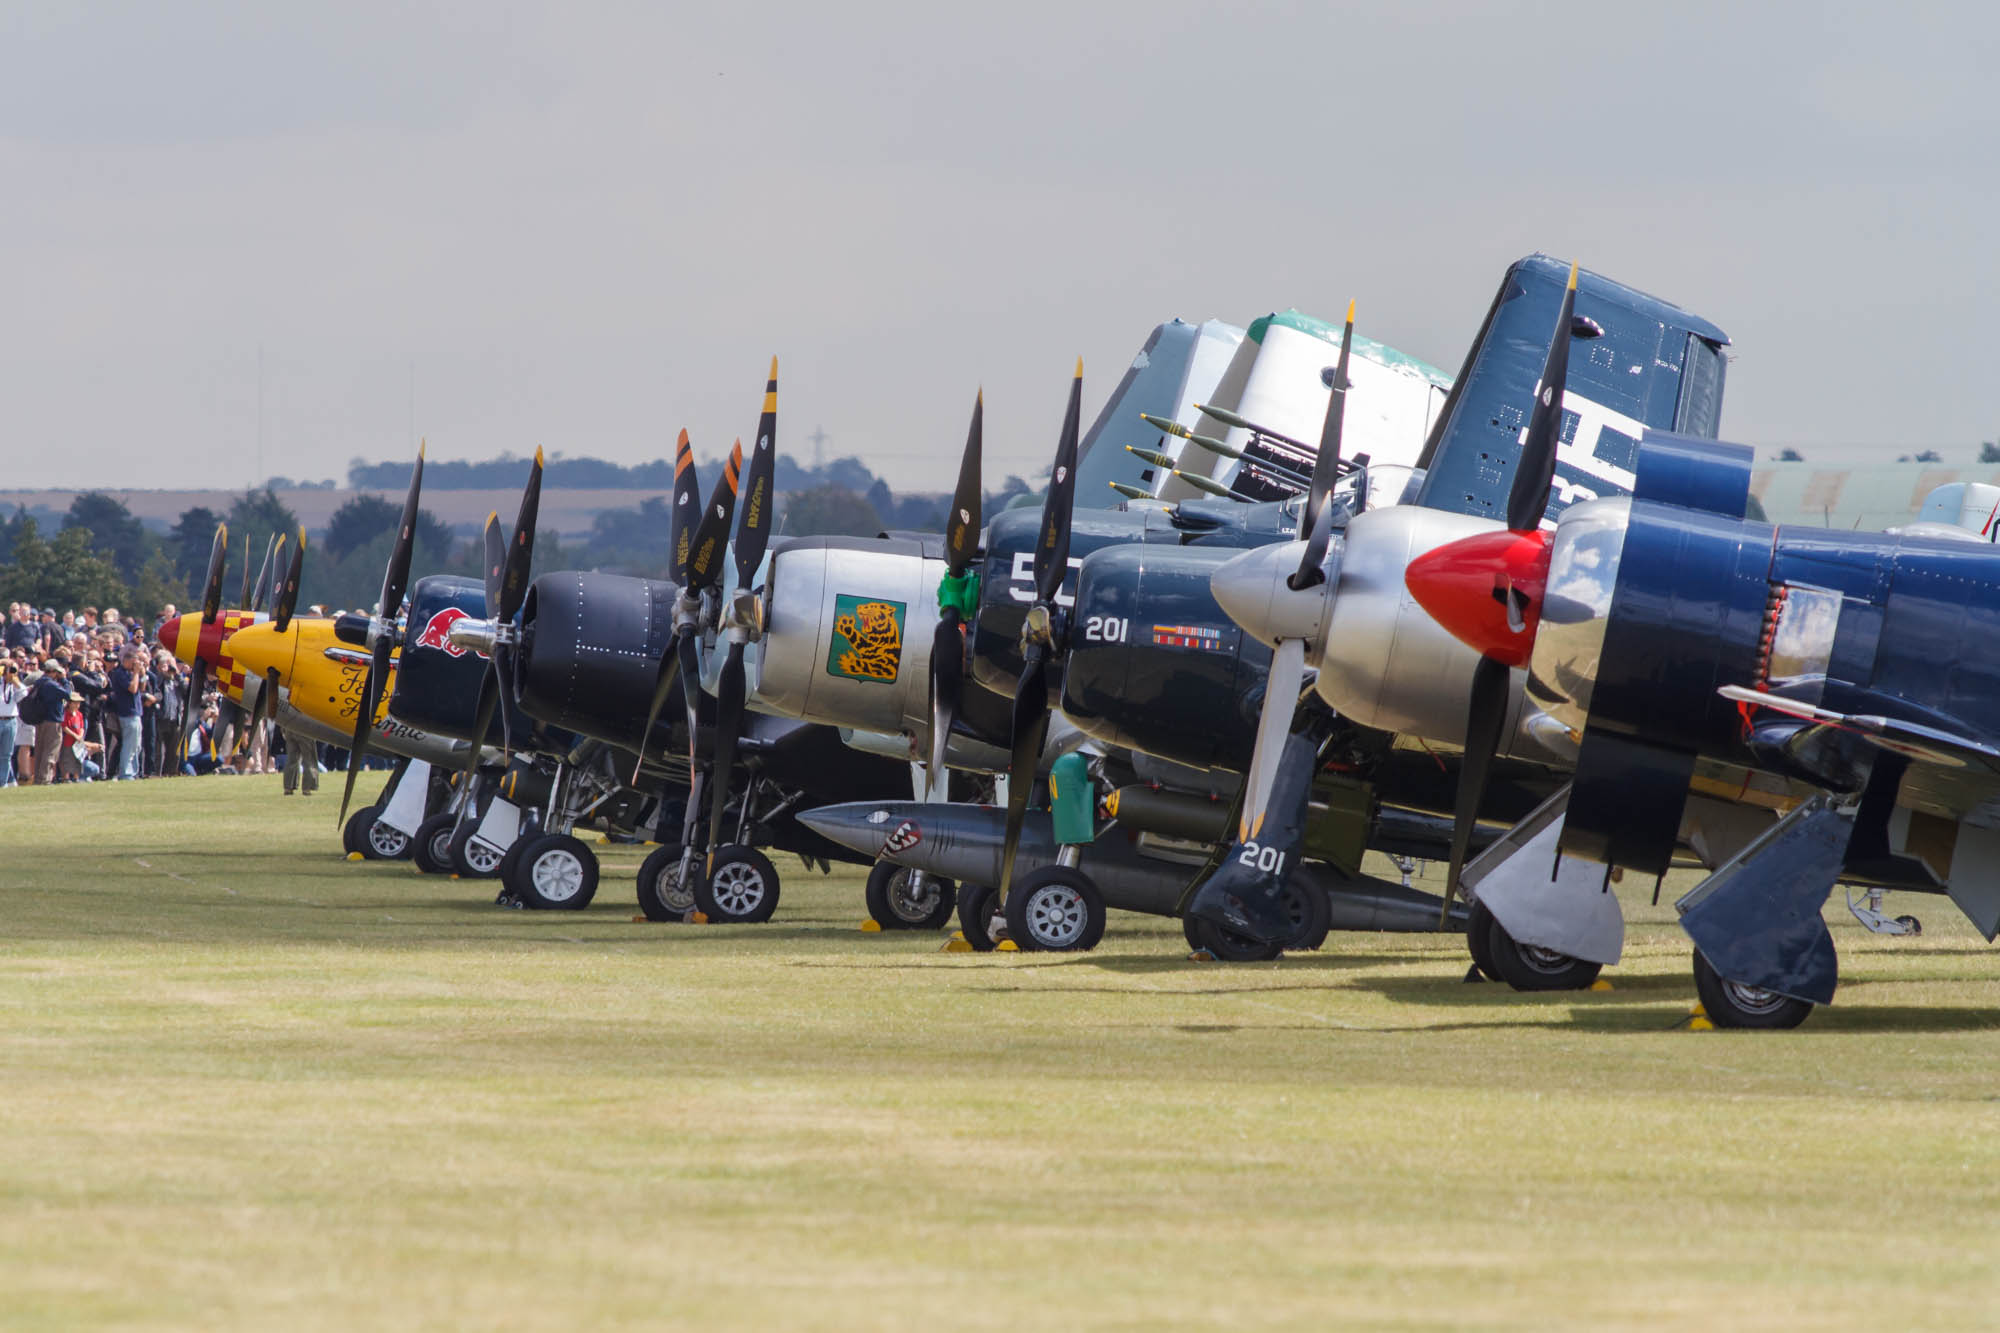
997,645 -> 1050,900
731,359 -> 778,593
261,666 -> 283,728
236,532 -> 253,612
1033,361 -> 1082,605
632,442 -> 736,783
496,447 -> 542,623
378,443 -> 426,623
337,636 -> 395,829
250,533 -> 279,613
1441,654 -> 1511,925
200,524 -> 228,624
1504,261 -> 1578,533
669,429 -> 700,581
926,391 -> 984,798
481,513 -> 506,620
1294,301 -> 1354,583
178,657 -> 210,765
1238,637 -> 1306,841
704,644 -> 747,868
271,529 -> 306,632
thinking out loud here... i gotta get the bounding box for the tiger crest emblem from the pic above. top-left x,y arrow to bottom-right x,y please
827,595 -> 905,684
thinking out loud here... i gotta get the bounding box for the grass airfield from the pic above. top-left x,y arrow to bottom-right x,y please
3,775 -> 1997,1331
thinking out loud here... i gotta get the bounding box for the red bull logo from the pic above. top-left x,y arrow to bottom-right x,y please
412,606 -> 487,659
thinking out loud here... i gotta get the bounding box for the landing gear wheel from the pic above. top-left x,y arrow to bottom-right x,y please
451,827 -> 505,880
636,844 -> 698,922
1465,898 -> 1502,981
1004,866 -> 1106,953
364,814 -> 412,862
1484,912 -> 1602,991
695,845 -> 781,924
1895,914 -> 1922,935
412,813 -> 457,876
1180,879 -> 1327,961
1182,914 -> 1280,962
342,806 -> 378,856
511,833 -> 599,911
865,862 -> 957,930
495,838 -> 528,902
957,883 -> 1000,952
1692,950 -> 1814,1030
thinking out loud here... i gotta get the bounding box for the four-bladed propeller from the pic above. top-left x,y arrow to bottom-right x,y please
463,449 -> 544,768
1406,261 -> 1580,924
631,429 -> 713,780
996,360 -> 1083,901
177,523 -> 232,763
704,360 -> 780,870
926,392 -> 984,800
336,444 -> 426,828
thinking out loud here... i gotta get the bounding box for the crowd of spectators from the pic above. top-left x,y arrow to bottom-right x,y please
0,600 -> 302,787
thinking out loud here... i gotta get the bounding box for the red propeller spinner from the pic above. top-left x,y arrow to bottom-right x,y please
1404,526 -> 1553,668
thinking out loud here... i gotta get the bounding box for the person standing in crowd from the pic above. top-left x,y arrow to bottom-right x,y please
153,650 -> 186,775
281,720 -> 318,795
0,658 -> 22,786
57,690 -> 99,781
31,659 -> 68,784
5,605 -> 35,655
105,648 -> 145,780
69,649 -> 106,769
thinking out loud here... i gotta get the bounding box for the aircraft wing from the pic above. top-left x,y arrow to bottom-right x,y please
1718,685 -> 2000,775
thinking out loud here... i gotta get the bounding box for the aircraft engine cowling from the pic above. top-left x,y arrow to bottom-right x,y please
513,571 -> 677,747
1062,545 -> 1271,771
388,575 -> 495,737
751,536 -> 941,746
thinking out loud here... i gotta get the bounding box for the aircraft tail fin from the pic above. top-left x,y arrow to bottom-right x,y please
1413,255 -> 1730,527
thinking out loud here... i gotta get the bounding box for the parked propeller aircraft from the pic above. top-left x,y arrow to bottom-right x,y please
756,256 -> 1731,957
1208,259 -> 2000,1028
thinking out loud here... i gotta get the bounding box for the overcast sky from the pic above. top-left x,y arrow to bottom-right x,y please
2,2 -> 1994,493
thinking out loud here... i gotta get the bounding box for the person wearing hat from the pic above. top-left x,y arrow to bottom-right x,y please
57,688 -> 100,781
30,659 -> 68,785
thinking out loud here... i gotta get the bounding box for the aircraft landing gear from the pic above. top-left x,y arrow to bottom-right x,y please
697,845 -> 782,924
1845,886 -> 1920,936
1004,865 -> 1106,952
450,824 -> 505,879
956,883 -> 1001,951
508,833 -> 600,911
636,845 -> 698,922
347,806 -> 413,861
1692,949 -> 1815,1030
1181,880 -> 1331,961
1465,898 -> 1501,981
865,862 -> 957,931
1481,910 -> 1601,991
412,813 -> 457,875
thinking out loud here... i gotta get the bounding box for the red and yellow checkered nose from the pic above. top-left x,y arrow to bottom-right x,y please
158,610 -> 268,700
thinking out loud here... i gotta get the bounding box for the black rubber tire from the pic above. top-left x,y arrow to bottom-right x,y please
636,844 -> 698,922
1466,898 -> 1502,981
342,806 -> 378,857
449,824 -> 506,880
1484,911 -> 1602,991
496,838 -> 527,896
1692,950 -> 1815,1030
411,813 -> 457,876
511,833 -> 599,911
864,861 -> 957,930
1895,914 -> 1922,936
1183,914 -> 1281,962
1283,879 -> 1332,953
1004,866 -> 1107,953
957,883 -> 1000,952
362,812 -> 413,861
695,844 -> 781,924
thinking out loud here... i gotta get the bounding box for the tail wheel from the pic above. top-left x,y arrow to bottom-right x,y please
1004,866 -> 1106,953
411,813 -> 457,876
1692,950 -> 1815,1030
636,844 -> 697,922
1483,911 -> 1601,992
512,833 -> 599,911
865,862 -> 957,930
695,845 -> 781,924
1181,879 -> 1327,962
1182,914 -> 1279,962
956,883 -> 1000,952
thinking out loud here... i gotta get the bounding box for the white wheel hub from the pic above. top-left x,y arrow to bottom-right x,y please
531,848 -> 586,902
369,823 -> 408,858
1024,884 -> 1087,947
463,840 -> 504,874
655,865 -> 695,913
710,861 -> 767,916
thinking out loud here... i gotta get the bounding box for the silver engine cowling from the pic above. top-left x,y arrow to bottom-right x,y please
752,536 -> 943,746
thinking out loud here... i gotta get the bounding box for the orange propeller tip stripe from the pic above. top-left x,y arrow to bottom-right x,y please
1566,259 -> 1580,289
1073,356 -> 1083,377
417,438 -> 427,459
676,427 -> 690,446
533,445 -> 545,467
1345,298 -> 1356,323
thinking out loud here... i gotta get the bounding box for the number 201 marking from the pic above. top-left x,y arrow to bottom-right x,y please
1083,615 -> 1127,643
1238,840 -> 1284,873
